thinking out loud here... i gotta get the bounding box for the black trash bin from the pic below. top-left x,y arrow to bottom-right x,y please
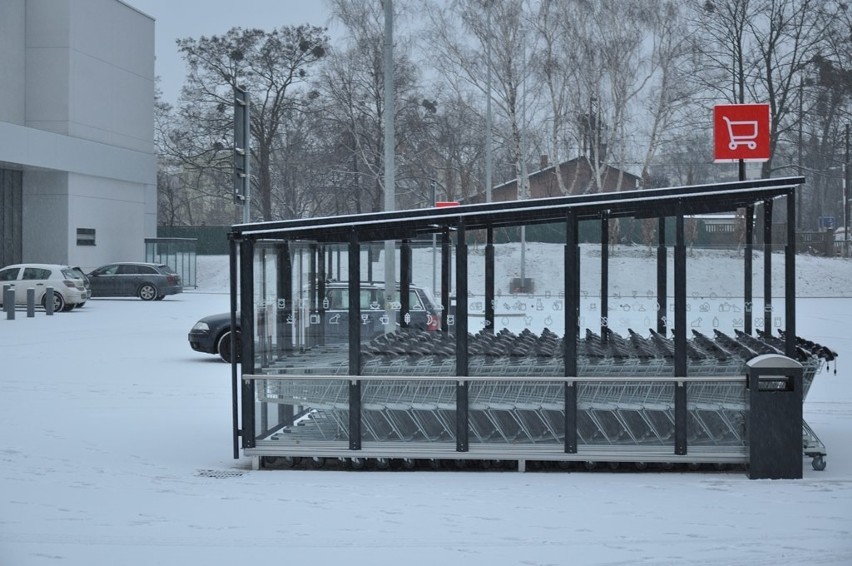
746,354 -> 803,479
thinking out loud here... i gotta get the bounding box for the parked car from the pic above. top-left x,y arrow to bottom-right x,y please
189,282 -> 441,362
69,266 -> 91,308
188,312 -> 242,363
87,262 -> 182,301
0,263 -> 88,312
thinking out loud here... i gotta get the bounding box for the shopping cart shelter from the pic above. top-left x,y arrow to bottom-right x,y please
228,176 -> 837,477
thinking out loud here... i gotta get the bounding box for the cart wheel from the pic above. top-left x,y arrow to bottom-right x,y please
812,455 -> 826,471
349,457 -> 365,470
583,461 -> 597,471
401,458 -> 416,470
309,457 -> 326,469
375,458 -> 390,470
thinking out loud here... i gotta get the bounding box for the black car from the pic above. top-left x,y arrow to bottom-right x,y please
88,262 -> 182,301
189,282 -> 441,362
189,311 -> 242,363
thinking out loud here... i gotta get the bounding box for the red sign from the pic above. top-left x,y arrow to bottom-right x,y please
713,103 -> 771,162
435,201 -> 460,207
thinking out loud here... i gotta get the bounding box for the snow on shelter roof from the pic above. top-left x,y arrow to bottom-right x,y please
230,176 -> 804,243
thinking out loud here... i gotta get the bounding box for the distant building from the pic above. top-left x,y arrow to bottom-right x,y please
0,0 -> 156,269
469,156 -> 641,203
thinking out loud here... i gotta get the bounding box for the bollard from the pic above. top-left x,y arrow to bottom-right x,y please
27,288 -> 35,317
4,287 -> 15,320
45,287 -> 54,316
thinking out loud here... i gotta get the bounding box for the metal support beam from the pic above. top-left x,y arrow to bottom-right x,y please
400,239 -> 411,328
456,221 -> 469,453
229,237 -> 240,459
745,205 -> 754,334
674,211 -> 687,455
657,217 -> 667,334
348,232 -> 362,450
763,199 -> 773,338
485,226 -> 495,333
239,238 -> 255,449
600,212 -> 609,343
565,210 -> 579,453
456,222 -> 468,376
348,233 -> 361,375
276,242 -> 293,427
786,190 -> 797,357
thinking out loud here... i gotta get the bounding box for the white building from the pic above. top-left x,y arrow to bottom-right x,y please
0,0 -> 156,270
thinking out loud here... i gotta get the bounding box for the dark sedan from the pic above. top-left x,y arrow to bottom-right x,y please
188,312 -> 241,362
88,262 -> 183,301
189,282 -> 440,362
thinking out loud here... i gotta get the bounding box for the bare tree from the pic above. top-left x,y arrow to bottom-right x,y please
321,0 -> 432,213
424,0 -> 533,198
176,25 -> 328,221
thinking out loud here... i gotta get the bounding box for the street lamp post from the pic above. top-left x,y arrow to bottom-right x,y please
844,124 -> 850,257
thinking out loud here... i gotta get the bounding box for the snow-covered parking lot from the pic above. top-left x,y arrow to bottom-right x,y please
1,253 -> 851,565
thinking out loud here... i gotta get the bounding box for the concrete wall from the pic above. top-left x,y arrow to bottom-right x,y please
0,0 -> 27,125
0,0 -> 156,268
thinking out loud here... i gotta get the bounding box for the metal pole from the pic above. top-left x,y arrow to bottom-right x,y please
383,0 -> 396,333
485,3 -> 492,203
243,92 -> 251,224
844,124 -> 850,257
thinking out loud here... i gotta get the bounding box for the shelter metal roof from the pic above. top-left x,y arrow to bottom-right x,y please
230,176 -> 804,243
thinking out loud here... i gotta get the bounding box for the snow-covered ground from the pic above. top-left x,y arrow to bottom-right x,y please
1,247 -> 851,565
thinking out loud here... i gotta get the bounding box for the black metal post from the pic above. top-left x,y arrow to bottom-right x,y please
455,220 -> 469,452
229,236 -> 240,459
400,239 -> 411,328
600,212 -> 609,343
674,211 -> 687,455
786,190 -> 797,357
239,237 -> 255,449
657,217 -> 667,334
275,243 -> 294,428
564,211 -> 579,453
763,199 -> 773,338
745,205 -> 754,334
485,226 -> 495,333
348,231 -> 362,450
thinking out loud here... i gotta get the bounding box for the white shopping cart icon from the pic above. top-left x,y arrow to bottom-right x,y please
722,116 -> 758,150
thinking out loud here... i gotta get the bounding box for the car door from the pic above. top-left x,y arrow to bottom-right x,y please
0,266 -> 22,306
17,267 -> 53,305
113,264 -> 142,296
88,264 -> 120,296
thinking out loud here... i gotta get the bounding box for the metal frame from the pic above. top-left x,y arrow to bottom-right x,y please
228,176 -> 821,470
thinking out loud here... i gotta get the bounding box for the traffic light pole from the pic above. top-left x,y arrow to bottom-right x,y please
234,86 -> 251,224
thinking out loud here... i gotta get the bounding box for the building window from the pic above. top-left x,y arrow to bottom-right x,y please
77,228 -> 96,246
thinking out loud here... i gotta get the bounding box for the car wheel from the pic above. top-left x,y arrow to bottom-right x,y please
217,330 -> 241,363
42,293 -> 65,312
138,284 -> 158,301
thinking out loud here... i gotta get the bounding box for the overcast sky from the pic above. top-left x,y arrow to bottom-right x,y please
127,0 -> 337,105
